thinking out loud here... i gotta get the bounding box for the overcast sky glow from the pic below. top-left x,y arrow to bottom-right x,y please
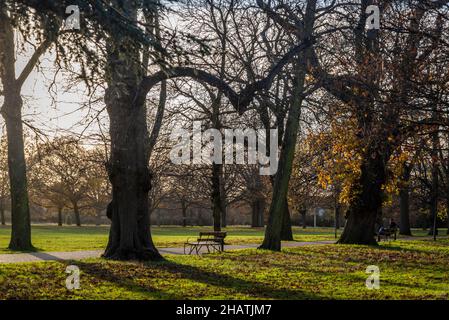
0,36 -> 108,144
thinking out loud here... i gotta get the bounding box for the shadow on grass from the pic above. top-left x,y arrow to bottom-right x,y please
57,257 -> 322,300
380,276 -> 449,293
374,240 -> 449,256
58,260 -> 181,299
277,247 -> 449,295
28,251 -> 64,261
148,259 -> 322,299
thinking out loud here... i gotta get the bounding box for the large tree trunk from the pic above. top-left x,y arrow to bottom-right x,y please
104,101 -> 160,259
338,149 -> 386,245
399,164 -> 412,236
259,0 -> 316,251
259,87 -> 302,250
0,9 -> 32,250
103,1 -> 161,261
73,202 -> 81,227
2,97 -> 32,250
280,198 -> 294,240
258,98 -> 287,233
251,198 -> 265,228
335,0 -> 387,245
259,65 -> 307,250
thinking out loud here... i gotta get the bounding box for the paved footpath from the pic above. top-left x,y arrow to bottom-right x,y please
0,240 -> 335,264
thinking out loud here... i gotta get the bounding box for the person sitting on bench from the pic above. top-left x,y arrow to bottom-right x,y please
378,218 -> 398,241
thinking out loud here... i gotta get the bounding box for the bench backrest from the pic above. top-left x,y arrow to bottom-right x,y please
199,232 -> 227,241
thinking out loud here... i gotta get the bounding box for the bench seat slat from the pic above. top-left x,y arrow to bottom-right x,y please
184,231 -> 227,255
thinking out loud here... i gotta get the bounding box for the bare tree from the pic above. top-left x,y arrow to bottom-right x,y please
0,4 -> 58,249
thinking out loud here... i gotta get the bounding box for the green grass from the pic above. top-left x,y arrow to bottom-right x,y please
0,225 -> 445,254
0,225 -> 339,254
1,238 -> 449,299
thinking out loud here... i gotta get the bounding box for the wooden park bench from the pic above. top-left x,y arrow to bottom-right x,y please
377,227 -> 398,242
184,231 -> 227,255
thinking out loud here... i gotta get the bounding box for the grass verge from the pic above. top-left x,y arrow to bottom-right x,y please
1,238 -> 448,299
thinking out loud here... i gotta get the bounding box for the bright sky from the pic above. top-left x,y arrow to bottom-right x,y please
0,34 -> 108,143
0,8 -> 184,143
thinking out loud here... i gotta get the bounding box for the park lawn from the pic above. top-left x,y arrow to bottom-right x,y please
0,225 -> 445,254
0,225 -> 337,254
0,238 -> 449,299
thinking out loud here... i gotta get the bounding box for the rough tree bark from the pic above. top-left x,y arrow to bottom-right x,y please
0,5 -> 53,250
338,147 -> 387,245
2,95 -> 32,249
0,10 -> 31,249
259,0 -> 316,251
335,1 -> 438,244
103,1 -> 161,261
280,198 -> 294,240
259,74 -> 303,249
260,91 -> 294,240
261,103 -> 294,239
335,0 -> 386,245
